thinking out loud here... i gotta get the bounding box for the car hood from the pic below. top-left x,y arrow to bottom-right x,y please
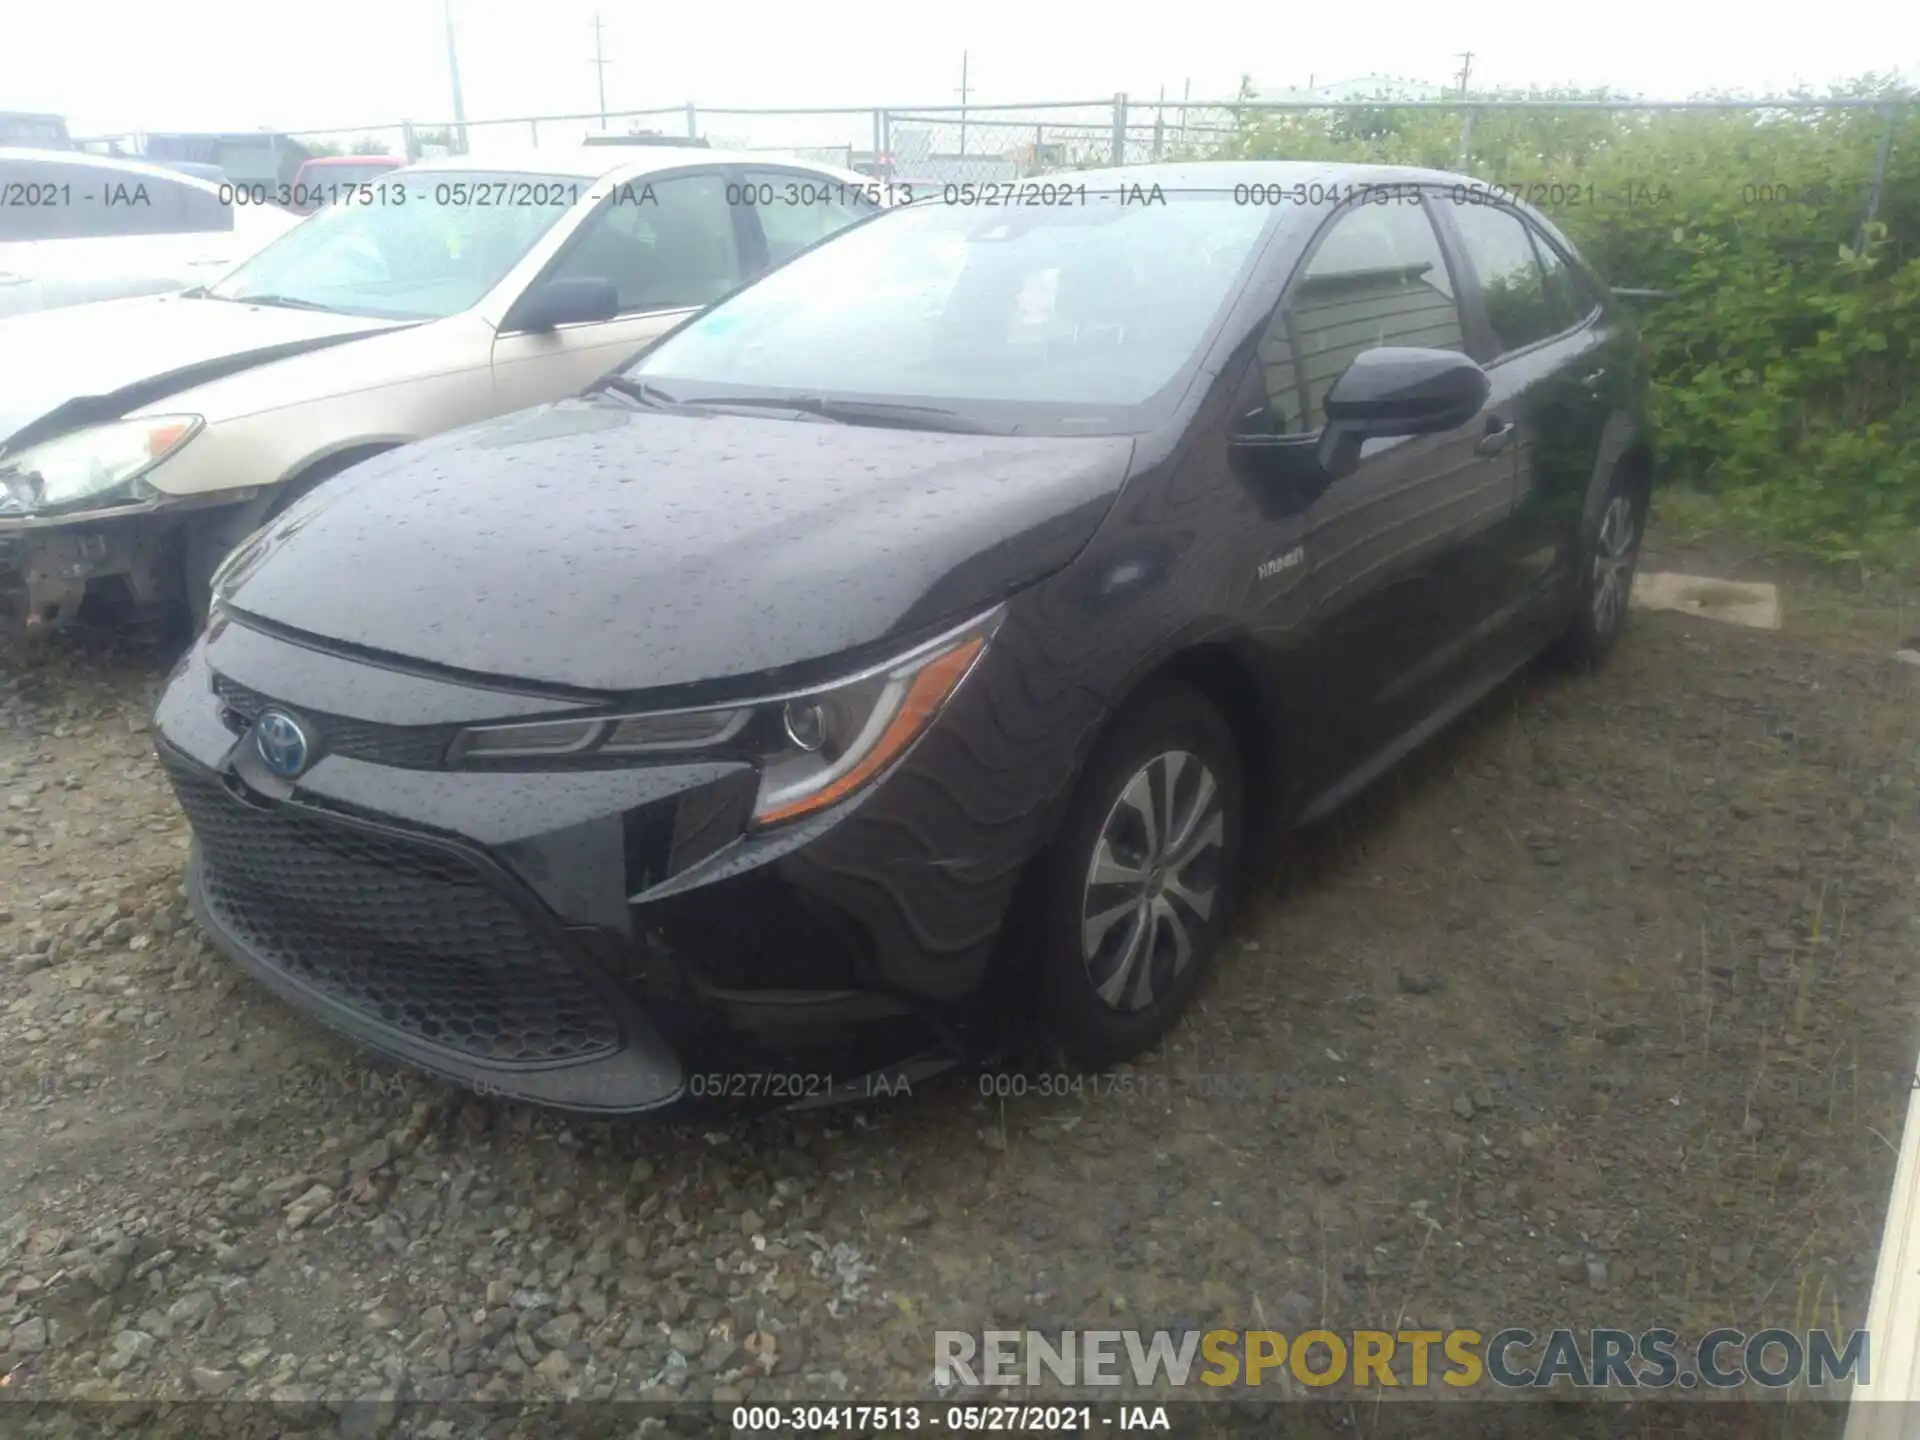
0,293 -> 409,451
222,398 -> 1137,695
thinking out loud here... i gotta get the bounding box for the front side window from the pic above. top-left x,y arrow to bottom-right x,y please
543,171 -> 744,314
1442,199 -> 1563,356
626,191 -> 1275,434
207,170 -> 579,319
1256,197 -> 1466,435
741,169 -> 876,266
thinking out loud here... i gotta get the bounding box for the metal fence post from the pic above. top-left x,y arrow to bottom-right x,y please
1152,106 -> 1165,161
1856,101 -> 1900,255
878,109 -> 892,179
530,118 -> 539,145
1111,93 -> 1128,166
1457,106 -> 1476,170
401,120 -> 417,162
685,102 -> 699,139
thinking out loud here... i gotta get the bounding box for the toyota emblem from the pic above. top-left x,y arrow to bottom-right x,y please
254,709 -> 312,779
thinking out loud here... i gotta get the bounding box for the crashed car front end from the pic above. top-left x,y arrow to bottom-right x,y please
0,414 -> 259,629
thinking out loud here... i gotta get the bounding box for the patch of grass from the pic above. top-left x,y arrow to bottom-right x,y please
1649,485 -> 1730,550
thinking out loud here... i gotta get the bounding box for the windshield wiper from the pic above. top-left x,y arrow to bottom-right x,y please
593,376 -> 683,408
218,293 -> 339,313
671,394 -> 993,433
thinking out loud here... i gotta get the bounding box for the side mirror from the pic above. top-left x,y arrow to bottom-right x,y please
1315,347 -> 1491,481
507,276 -> 619,332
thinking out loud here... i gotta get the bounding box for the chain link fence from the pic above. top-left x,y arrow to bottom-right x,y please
268,92 -> 1906,244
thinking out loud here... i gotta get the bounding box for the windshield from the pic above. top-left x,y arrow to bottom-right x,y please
626,190 -> 1275,434
208,170 -> 582,320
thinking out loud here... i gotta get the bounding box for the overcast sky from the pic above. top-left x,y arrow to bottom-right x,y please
5,0 -> 1915,140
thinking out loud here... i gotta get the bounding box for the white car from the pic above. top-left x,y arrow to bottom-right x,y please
0,144 -> 894,630
0,148 -> 299,317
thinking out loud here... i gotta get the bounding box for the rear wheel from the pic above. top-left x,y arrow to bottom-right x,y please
1549,471 -> 1646,669
1037,682 -> 1245,1069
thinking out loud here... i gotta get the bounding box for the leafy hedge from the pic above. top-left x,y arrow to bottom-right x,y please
1208,81 -> 1920,565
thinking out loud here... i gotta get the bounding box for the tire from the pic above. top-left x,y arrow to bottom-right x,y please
1037,681 -> 1246,1069
1549,468 -> 1647,670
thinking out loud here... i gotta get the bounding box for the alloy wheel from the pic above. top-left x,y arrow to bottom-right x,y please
1080,750 -> 1227,1012
1591,492 -> 1639,637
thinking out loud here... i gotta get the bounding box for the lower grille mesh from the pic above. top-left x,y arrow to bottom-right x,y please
165,757 -> 620,1066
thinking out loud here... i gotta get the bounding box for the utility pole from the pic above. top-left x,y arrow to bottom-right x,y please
590,12 -> 610,126
956,50 -> 970,156
1454,51 -> 1476,170
442,0 -> 468,154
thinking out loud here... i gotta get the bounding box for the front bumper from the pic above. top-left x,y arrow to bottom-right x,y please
152,614 -> 1099,1112
0,491 -> 256,629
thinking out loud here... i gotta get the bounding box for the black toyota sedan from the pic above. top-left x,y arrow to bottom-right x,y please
151,162 -> 1653,1112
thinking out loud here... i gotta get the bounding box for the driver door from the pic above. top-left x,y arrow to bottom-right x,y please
490,169 -> 752,411
1243,194 -> 1516,788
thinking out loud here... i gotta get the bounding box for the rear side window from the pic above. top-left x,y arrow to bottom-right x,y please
1257,197 -> 1466,435
1441,199 -> 1563,357
1529,227 -> 1590,333
739,170 -> 877,267
0,158 -> 65,241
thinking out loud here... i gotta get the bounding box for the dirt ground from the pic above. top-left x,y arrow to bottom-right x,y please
0,520 -> 1916,1436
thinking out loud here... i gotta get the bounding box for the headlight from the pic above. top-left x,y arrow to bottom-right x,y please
0,416 -> 203,515
451,609 -> 1001,827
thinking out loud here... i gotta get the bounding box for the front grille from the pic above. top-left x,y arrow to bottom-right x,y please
213,674 -> 456,769
164,757 -> 621,1066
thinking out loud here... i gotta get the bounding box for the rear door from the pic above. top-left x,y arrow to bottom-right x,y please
489,168 -> 754,411
1432,196 -> 1608,631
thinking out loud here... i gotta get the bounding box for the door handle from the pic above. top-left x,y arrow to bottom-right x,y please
1581,368 -> 1608,390
1476,418 -> 1516,456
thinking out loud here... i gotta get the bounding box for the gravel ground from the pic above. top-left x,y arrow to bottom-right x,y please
0,526 -> 1916,1438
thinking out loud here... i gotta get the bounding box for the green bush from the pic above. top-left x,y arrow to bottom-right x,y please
1214,80 -> 1920,566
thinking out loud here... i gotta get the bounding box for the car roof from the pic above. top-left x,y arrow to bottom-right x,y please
299,154 -> 402,166
396,146 -> 871,187
1022,158 -> 1581,247
0,146 -> 226,195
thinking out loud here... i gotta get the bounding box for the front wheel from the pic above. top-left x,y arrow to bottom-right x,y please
1549,476 -> 1646,669
1037,682 -> 1246,1069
